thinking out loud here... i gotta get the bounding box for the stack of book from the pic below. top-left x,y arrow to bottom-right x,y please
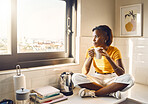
30,86 -> 68,104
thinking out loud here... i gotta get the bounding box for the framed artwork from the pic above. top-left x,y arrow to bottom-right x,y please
120,4 -> 142,36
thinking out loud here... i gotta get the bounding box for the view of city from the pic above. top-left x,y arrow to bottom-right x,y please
0,38 -> 8,54
0,37 -> 65,54
18,37 -> 65,53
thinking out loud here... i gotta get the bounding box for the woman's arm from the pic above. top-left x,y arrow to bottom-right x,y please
99,49 -> 125,76
82,49 -> 94,75
105,57 -> 125,76
82,57 -> 93,75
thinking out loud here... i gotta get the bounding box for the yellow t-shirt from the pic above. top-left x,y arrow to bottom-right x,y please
85,46 -> 122,74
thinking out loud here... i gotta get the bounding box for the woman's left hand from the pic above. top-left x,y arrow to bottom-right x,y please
98,48 -> 110,58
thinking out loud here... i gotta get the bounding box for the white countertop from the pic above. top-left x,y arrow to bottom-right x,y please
57,83 -> 148,104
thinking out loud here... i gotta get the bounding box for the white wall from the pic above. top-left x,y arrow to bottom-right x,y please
115,0 -> 148,85
114,38 -> 148,85
80,0 -> 115,37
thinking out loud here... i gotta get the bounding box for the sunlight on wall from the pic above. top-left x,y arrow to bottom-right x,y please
128,39 -> 133,98
128,39 -> 133,75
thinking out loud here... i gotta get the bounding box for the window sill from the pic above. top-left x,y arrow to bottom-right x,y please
0,62 -> 79,75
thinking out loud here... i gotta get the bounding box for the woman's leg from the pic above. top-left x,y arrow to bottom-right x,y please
94,74 -> 134,97
78,74 -> 133,98
72,73 -> 103,91
95,83 -> 128,96
79,82 -> 103,91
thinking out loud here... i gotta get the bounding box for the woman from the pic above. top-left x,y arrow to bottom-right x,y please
72,25 -> 134,99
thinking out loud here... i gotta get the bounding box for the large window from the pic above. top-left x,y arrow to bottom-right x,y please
0,0 -> 77,70
17,0 -> 66,53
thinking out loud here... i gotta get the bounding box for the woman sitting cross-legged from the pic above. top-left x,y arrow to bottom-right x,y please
72,25 -> 134,99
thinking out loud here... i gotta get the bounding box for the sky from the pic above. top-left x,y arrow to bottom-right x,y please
0,0 -> 11,38
17,0 -> 66,40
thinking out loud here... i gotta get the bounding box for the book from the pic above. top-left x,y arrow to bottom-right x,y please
30,93 -> 64,103
31,86 -> 60,99
35,93 -> 60,100
41,95 -> 68,104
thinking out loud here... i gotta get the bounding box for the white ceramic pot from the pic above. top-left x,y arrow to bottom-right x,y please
16,88 -> 30,100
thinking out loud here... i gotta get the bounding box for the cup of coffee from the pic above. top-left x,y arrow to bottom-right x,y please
94,47 -> 102,59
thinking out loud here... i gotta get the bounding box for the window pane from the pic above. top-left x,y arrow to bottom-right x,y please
17,0 -> 66,53
0,0 -> 11,54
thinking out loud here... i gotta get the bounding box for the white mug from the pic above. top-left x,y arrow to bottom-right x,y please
94,47 -> 102,59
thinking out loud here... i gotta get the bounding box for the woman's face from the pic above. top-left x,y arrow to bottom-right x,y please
93,29 -> 108,47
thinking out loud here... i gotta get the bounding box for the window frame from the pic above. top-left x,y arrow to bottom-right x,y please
0,0 -> 77,71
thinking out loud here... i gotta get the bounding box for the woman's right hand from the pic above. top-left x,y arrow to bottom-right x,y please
88,48 -> 95,58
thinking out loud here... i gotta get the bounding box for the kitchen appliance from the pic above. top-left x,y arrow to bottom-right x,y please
59,72 -> 74,96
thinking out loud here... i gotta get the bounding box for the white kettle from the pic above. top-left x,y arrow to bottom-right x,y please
59,72 -> 74,96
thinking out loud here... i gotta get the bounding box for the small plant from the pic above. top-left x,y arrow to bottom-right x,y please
125,10 -> 137,32
125,10 -> 136,20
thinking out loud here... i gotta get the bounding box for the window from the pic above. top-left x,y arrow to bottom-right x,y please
0,0 -> 77,70
17,0 -> 66,53
0,0 -> 11,55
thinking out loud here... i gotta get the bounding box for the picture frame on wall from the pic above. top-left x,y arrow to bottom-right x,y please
120,4 -> 142,36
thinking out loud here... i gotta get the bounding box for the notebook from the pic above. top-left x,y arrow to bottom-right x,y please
41,95 -> 68,104
31,86 -> 60,99
30,93 -> 63,103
